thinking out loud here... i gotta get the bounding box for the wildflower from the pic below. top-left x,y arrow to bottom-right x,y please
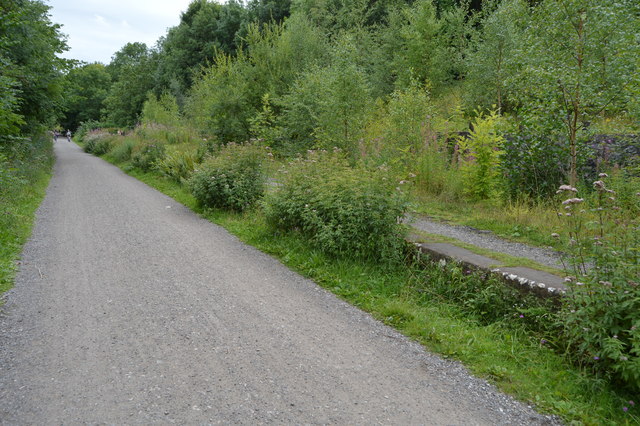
519,314 -> 524,318
540,339 -> 547,345
593,180 -> 605,190
599,173 -> 609,178
599,281 -> 612,287
557,184 -> 578,193
562,197 -> 584,205
621,356 -> 628,361
623,407 -> 628,412
630,401 -> 635,406
594,356 -> 600,360
408,173 -> 416,178
575,282 -> 584,286
551,233 -> 560,238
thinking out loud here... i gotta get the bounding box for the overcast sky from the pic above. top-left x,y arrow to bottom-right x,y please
45,0 -> 196,64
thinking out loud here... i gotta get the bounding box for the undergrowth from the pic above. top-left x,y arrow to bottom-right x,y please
0,134 -> 53,294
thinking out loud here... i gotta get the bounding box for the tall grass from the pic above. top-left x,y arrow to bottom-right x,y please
0,134 -> 53,294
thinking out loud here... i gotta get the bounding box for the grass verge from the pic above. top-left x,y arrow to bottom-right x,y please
0,135 -> 54,295
116,163 -> 637,425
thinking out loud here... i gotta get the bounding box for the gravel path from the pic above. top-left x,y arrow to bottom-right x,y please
0,141 -> 559,424
406,216 -> 564,270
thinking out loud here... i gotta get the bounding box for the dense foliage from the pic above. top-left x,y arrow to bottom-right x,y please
265,150 -> 408,262
189,143 -> 265,212
0,0 -> 69,140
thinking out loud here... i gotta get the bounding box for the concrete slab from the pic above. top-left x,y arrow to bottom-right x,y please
409,239 -> 567,297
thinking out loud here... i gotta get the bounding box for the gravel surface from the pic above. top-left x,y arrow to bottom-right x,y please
406,216 -> 564,270
0,141 -> 561,424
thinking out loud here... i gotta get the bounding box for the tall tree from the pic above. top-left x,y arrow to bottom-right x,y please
0,0 -> 69,140
61,63 -> 111,130
103,43 -> 155,127
510,0 -> 639,185
156,0 -> 247,95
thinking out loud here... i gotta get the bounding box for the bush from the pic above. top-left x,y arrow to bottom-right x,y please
557,176 -> 640,391
131,141 -> 166,171
188,143 -> 265,212
264,150 -> 408,262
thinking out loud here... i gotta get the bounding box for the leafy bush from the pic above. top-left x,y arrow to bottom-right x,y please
131,141 -> 166,171
188,143 -> 265,212
557,176 -> 640,390
264,150 -> 408,262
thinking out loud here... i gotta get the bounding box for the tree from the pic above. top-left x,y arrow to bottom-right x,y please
509,0 -> 639,186
0,0 -> 69,139
465,0 -> 528,112
103,43 -> 156,127
61,63 -> 111,130
156,0 -> 247,95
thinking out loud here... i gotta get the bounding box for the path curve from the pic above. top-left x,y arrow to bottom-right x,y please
0,140 -> 558,424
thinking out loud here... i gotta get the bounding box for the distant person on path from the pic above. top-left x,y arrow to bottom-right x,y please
53,130 -> 58,142
66,130 -> 71,142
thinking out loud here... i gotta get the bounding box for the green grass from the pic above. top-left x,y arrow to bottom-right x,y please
113,163 -> 637,425
0,135 -> 54,295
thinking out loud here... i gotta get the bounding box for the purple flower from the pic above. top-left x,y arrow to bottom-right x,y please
630,401 -> 636,406
519,314 -> 524,318
623,407 -> 628,412
594,356 -> 600,360
540,339 -> 547,345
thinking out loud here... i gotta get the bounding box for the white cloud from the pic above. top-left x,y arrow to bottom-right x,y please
45,0 -> 195,64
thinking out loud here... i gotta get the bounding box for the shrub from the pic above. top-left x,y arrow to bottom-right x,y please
188,143 -> 265,212
264,150 -> 408,262
131,141 -> 166,171
557,176 -> 640,391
